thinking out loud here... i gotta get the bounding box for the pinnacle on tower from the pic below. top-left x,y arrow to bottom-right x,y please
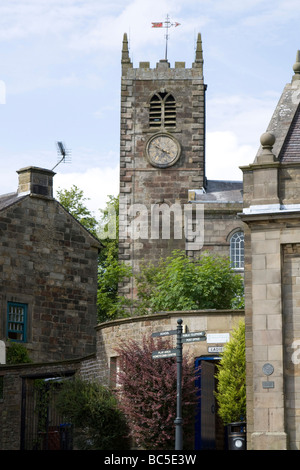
121,33 -> 132,71
193,33 -> 203,68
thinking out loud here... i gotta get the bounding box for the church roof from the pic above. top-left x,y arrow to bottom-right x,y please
279,104 -> 300,162
191,180 -> 243,204
254,51 -> 300,163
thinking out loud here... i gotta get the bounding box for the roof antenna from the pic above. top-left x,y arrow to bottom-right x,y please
52,141 -> 71,170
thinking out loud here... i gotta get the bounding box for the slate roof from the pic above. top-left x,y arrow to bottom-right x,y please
280,104 -> 300,162
192,180 -> 243,203
0,192 -> 23,211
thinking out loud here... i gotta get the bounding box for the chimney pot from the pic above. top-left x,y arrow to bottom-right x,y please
17,166 -> 55,199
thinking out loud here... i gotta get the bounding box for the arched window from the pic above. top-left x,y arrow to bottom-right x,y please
230,231 -> 244,269
149,92 -> 176,128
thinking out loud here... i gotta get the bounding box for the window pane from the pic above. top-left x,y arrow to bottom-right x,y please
7,302 -> 27,342
230,232 -> 244,269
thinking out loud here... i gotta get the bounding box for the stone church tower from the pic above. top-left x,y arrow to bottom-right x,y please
118,33 -> 206,300
119,33 -> 244,303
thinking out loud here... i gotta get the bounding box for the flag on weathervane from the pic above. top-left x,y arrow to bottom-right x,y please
152,21 -> 180,28
151,15 -> 181,60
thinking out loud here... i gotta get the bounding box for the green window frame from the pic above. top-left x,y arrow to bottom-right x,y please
7,302 -> 27,342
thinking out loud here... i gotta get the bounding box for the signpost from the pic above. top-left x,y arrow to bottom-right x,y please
152,329 -> 177,337
152,348 -> 177,359
152,319 -> 207,450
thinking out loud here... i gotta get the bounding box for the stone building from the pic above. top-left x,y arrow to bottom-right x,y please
0,166 -> 101,362
119,33 -> 244,306
0,165 -> 101,449
240,51 -> 300,450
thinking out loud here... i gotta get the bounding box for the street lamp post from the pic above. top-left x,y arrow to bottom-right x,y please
174,318 -> 183,450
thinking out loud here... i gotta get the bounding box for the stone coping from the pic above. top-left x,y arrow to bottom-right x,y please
96,309 -> 244,331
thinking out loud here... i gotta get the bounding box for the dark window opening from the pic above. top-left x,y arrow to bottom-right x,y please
149,92 -> 176,128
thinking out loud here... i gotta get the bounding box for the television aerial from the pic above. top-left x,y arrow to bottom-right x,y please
52,141 -> 71,170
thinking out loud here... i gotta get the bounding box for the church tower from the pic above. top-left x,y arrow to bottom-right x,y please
118,33 -> 206,301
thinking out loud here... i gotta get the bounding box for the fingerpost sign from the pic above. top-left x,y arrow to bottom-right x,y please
151,319 -> 206,450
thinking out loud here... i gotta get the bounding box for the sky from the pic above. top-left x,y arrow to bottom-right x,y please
0,0 -> 300,216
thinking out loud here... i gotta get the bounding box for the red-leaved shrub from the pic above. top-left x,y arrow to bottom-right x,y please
115,335 -> 199,450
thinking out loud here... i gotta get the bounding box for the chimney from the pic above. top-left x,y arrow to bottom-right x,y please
17,166 -> 55,199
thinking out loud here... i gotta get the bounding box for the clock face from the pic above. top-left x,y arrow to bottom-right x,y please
146,133 -> 181,168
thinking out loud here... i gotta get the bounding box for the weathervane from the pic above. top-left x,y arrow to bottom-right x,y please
152,14 -> 181,61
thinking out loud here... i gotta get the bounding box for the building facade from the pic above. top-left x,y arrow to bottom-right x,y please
241,51 -> 300,450
0,166 -> 100,363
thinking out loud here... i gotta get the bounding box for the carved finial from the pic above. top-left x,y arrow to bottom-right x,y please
260,132 -> 275,149
257,132 -> 276,163
292,50 -> 300,81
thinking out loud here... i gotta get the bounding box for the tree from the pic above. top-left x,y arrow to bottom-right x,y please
56,185 -> 98,237
116,336 -> 199,450
55,377 -> 129,450
214,321 -> 246,425
135,250 -> 244,315
97,195 -> 132,322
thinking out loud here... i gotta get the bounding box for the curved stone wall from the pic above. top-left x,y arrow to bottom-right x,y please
95,309 -> 244,385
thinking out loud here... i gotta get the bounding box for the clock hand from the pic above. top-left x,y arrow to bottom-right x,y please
154,142 -> 171,154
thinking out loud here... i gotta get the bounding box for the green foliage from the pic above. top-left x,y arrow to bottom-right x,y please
135,250 -> 244,314
55,378 -> 129,450
56,185 -> 98,237
97,250 -> 132,322
97,194 -> 119,263
97,195 -> 133,323
215,321 -> 246,425
6,342 -> 32,364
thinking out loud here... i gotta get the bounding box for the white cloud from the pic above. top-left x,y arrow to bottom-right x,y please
206,131 -> 254,181
54,165 -> 120,215
207,93 -> 278,146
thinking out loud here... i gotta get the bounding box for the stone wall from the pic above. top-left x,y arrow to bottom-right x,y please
282,243 -> 300,450
241,212 -> 300,450
95,310 -> 244,386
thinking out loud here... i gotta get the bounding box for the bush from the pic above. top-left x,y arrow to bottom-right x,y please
116,336 -> 199,450
55,378 -> 130,450
215,321 -> 246,424
6,342 -> 32,364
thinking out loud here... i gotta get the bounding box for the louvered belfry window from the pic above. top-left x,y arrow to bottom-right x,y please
149,92 -> 176,128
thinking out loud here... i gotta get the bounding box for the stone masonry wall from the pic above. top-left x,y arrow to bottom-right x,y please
95,310 -> 244,386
